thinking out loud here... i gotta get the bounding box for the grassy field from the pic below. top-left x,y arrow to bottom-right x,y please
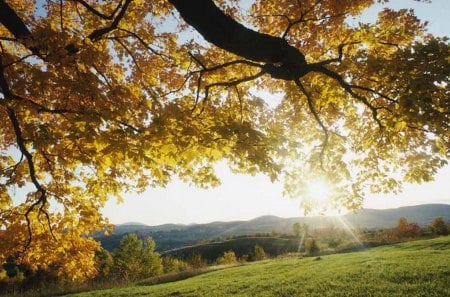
65,236 -> 450,297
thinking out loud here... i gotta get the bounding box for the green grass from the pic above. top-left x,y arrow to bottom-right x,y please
65,236 -> 450,297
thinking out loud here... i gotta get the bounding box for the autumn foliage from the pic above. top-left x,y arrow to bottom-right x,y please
0,0 -> 448,278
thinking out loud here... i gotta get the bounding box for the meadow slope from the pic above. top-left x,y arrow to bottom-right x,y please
66,236 -> 450,297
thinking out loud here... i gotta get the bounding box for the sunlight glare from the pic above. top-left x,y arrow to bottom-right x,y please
336,216 -> 364,246
305,179 -> 332,206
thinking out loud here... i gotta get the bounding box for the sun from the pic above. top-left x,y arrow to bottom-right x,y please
304,179 -> 333,206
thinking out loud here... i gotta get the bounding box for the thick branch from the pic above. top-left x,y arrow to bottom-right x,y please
7,107 -> 51,248
169,0 -> 308,80
0,1 -> 40,56
0,1 -> 29,38
0,54 -> 13,98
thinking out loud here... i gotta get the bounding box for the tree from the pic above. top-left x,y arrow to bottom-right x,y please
304,238 -> 320,256
216,250 -> 238,265
113,234 -> 162,281
293,222 -> 309,252
396,217 -> 422,239
0,0 -> 448,278
253,245 -> 266,261
292,222 -> 309,238
187,254 -> 207,269
94,248 -> 114,280
292,223 -> 301,237
162,256 -> 189,273
428,217 -> 449,236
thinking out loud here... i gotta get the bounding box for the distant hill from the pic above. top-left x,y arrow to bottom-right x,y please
342,204 -> 450,229
165,237 -> 301,262
98,204 -> 450,252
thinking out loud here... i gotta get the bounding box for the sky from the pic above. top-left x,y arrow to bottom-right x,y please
101,0 -> 450,226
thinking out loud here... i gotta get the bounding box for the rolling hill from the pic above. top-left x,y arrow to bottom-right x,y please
98,203 -> 450,252
165,237 -> 301,262
66,236 -> 450,297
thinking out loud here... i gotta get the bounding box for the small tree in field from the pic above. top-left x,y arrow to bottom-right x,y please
253,245 -> 266,261
429,217 -> 449,236
216,250 -> 238,265
113,234 -> 163,281
292,223 -> 301,237
162,256 -> 189,273
293,223 -> 309,238
305,238 -> 320,256
396,217 -> 422,239
188,254 -> 207,269
95,248 -> 114,280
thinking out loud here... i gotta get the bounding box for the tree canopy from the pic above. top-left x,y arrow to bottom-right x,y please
0,0 -> 448,279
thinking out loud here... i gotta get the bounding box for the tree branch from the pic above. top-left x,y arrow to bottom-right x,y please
73,0 -> 123,20
0,0 -> 131,57
310,42 -> 360,67
169,0 -> 308,80
311,65 -> 384,128
7,107 -> 52,248
117,28 -> 175,62
195,70 -> 266,114
88,0 -> 132,41
113,38 -> 143,73
0,0 -> 40,56
281,0 -> 324,39
295,79 -> 328,171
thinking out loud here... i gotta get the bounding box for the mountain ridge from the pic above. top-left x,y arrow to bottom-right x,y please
99,203 -> 450,252
116,203 -> 450,229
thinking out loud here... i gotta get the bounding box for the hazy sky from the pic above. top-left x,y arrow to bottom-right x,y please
101,0 -> 450,226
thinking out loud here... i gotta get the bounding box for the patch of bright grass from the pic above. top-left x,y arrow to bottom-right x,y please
65,236 -> 450,297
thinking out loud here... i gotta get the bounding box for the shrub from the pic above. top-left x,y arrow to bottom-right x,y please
187,254 -> 207,269
305,238 -> 320,256
162,256 -> 189,273
253,245 -> 266,261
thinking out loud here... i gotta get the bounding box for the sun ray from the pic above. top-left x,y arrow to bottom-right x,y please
336,215 -> 364,247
